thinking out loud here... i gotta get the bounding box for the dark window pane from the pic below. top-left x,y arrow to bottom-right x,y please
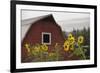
43,34 -> 50,43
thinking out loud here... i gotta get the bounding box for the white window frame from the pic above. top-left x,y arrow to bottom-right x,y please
42,32 -> 51,45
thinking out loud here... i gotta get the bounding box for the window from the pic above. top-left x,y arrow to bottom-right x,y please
42,32 -> 51,45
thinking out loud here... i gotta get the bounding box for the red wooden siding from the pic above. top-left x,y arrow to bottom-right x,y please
21,15 -> 65,62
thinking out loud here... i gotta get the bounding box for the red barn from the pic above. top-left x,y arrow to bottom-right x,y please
21,14 -> 65,62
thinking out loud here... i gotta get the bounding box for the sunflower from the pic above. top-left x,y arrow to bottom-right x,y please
70,45 -> 74,51
34,46 -> 40,52
78,36 -> 84,44
69,36 -> 75,45
68,33 -> 73,40
41,44 -> 48,51
64,40 -> 70,51
25,43 -> 30,53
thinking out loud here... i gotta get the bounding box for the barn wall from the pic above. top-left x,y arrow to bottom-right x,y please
21,16 -> 65,62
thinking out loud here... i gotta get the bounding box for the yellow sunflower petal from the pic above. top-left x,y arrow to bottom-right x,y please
24,43 -> 30,53
69,36 -> 75,45
78,36 -> 84,44
70,45 -> 74,51
41,44 -> 48,51
64,40 -> 70,52
68,33 -> 73,40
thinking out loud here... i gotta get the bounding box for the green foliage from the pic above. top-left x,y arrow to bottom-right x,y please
24,43 -> 63,62
63,27 -> 90,59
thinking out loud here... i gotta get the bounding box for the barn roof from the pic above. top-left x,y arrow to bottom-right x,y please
22,14 -> 56,25
21,14 -> 58,40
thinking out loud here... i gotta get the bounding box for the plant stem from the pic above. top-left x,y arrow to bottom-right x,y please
79,46 -> 86,59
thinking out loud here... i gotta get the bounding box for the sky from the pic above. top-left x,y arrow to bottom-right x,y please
22,10 -> 90,32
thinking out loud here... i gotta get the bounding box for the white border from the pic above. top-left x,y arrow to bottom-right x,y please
42,32 -> 51,45
16,4 -> 95,69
